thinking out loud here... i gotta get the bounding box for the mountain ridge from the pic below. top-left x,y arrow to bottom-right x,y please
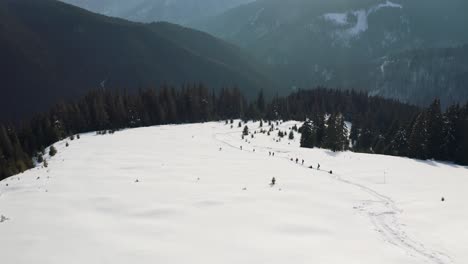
0,0 -> 272,120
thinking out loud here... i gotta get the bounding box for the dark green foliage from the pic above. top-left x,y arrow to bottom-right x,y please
323,114 -> 348,152
407,113 -> 428,159
278,131 -> 284,138
243,125 -> 249,136
49,146 -> 57,157
300,121 -> 315,148
1,87 -> 467,180
289,131 -> 294,140
426,99 -> 444,160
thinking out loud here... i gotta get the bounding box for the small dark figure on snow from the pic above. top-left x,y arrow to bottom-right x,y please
272,152 -> 275,156
309,165 -> 313,169
329,170 -> 333,174
441,197 -> 445,202
271,177 -> 276,186
302,159 -> 304,165
296,158 -> 299,164
317,164 -> 321,170
240,146 -> 243,150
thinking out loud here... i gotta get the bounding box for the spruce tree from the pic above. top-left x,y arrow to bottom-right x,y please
323,113 -> 347,152
300,120 -> 315,148
407,113 -> 428,159
0,126 -> 14,159
243,125 -> 249,136
442,104 -> 460,161
426,99 -> 444,160
49,146 -> 57,157
288,130 -> 294,140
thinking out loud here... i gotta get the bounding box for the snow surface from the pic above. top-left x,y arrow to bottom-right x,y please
323,1 -> 403,41
323,13 -> 349,26
1,121 -> 467,264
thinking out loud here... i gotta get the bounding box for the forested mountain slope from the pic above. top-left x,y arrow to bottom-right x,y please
196,0 -> 468,106
0,0 -> 271,120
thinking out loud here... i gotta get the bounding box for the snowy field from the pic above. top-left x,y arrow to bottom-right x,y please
0,121 -> 467,264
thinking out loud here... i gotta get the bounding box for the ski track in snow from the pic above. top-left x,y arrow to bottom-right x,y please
214,123 -> 452,264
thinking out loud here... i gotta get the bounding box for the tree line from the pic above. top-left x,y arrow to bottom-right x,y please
1,85 -> 467,180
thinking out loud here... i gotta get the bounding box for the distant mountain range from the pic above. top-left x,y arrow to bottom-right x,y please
59,0 -> 254,25
195,0 -> 468,106
0,0 -> 271,120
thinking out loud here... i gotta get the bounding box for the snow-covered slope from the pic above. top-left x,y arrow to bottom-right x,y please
1,121 -> 467,264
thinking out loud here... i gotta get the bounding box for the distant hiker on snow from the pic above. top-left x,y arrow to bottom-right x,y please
302,159 -> 304,165
296,158 -> 299,164
271,177 -> 276,186
317,163 -> 321,170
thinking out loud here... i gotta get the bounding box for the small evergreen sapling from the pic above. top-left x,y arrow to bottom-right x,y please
49,146 -> 57,156
243,125 -> 249,136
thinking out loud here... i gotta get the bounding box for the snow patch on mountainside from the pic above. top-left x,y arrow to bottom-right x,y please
250,8 -> 265,25
322,1 -> 403,43
323,13 -> 349,26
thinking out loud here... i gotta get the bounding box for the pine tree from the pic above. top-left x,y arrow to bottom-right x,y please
0,126 -> 14,159
442,104 -> 460,161
384,127 -> 408,156
426,99 -> 444,160
407,113 -> 428,159
300,120 -> 315,148
288,130 -> 294,140
49,146 -> 57,157
323,113 -> 348,152
256,89 -> 265,114
313,113 -> 325,147
243,125 -> 249,136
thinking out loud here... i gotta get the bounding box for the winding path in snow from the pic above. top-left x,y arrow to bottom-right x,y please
214,123 -> 453,264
